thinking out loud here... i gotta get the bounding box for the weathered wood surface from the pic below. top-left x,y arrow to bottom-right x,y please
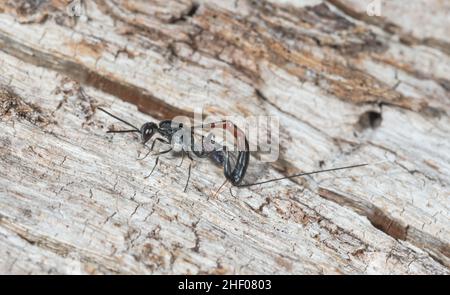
0,0 -> 449,274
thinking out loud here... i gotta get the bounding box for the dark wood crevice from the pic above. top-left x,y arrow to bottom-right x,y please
0,32 -> 192,121
318,187 -> 449,268
326,0 -> 450,57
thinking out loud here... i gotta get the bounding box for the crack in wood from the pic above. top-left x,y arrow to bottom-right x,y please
318,187 -> 449,268
0,32 -> 192,121
0,0 -> 448,274
326,0 -> 450,57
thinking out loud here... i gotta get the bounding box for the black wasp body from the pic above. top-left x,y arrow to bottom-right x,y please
98,108 -> 249,192
98,107 -> 366,194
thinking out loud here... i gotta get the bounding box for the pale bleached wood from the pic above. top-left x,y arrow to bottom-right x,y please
0,0 -> 448,274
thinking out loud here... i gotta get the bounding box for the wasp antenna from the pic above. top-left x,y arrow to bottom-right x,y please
97,107 -> 140,131
237,163 -> 368,188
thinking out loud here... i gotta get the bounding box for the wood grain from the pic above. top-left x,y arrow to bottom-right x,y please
0,0 -> 448,274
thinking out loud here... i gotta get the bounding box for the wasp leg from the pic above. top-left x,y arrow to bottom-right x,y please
153,148 -> 172,156
183,152 -> 195,192
177,152 -> 185,167
184,162 -> 192,192
229,186 -> 237,198
145,156 -> 159,179
138,138 -> 169,161
213,179 -> 228,198
144,148 -> 172,179
138,148 -> 152,161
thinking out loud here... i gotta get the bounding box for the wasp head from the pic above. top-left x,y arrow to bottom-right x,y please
140,122 -> 158,144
